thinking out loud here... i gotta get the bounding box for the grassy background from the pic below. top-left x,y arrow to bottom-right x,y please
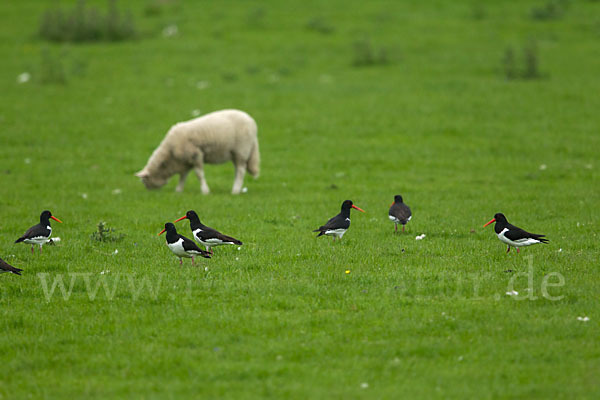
1,0 -> 599,398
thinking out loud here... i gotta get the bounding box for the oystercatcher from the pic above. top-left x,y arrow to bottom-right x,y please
174,210 -> 242,254
388,195 -> 412,232
313,200 -> 365,241
158,222 -> 211,265
15,210 -> 62,254
484,213 -> 548,253
0,257 -> 22,276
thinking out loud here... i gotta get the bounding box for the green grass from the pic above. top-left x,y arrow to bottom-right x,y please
1,0 -> 599,398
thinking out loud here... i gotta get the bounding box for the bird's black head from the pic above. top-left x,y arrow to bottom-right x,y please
40,210 -> 62,224
174,210 -> 201,226
186,210 -> 200,223
394,195 -> 404,203
484,212 -> 508,228
494,213 -> 508,223
159,222 -> 177,236
341,200 -> 365,213
165,222 -> 176,232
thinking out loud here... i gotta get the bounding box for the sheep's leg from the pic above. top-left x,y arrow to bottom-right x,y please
194,166 -> 210,195
192,153 -> 210,195
176,170 -> 189,192
231,163 -> 246,194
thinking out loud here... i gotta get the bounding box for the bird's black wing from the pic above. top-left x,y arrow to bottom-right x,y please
390,203 -> 411,224
15,224 -> 48,242
317,214 -> 350,232
504,223 -> 548,243
197,226 -> 243,245
0,257 -> 23,275
181,235 -> 212,258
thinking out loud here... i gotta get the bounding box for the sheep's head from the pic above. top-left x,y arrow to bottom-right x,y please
135,170 -> 167,189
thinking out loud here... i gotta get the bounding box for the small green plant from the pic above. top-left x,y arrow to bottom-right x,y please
306,17 -> 335,34
522,41 -> 541,79
502,47 -> 517,80
39,47 -> 67,85
39,0 -> 136,43
246,7 -> 266,28
144,0 -> 177,17
530,0 -> 569,20
352,37 -> 391,67
91,222 -> 125,242
221,72 -> 238,82
502,42 -> 543,80
470,4 -> 486,20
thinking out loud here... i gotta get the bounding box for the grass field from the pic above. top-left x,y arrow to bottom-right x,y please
1,0 -> 599,398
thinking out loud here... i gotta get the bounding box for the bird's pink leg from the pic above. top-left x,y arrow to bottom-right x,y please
179,258 -> 183,265
31,246 -> 34,254
517,248 -> 520,254
39,245 -> 43,254
192,257 -> 195,265
395,223 -> 398,232
402,225 -> 405,233
506,246 -> 511,253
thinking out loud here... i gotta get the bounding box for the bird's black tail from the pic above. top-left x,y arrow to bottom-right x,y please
1,259 -> 22,275
220,234 -> 242,246
535,234 -> 549,244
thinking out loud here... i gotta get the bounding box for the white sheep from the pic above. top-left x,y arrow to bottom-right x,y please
135,109 -> 260,194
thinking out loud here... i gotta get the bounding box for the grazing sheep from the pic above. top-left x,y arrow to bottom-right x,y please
135,109 -> 260,194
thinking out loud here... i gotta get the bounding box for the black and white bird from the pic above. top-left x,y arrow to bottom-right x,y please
388,195 -> 412,232
15,210 -> 62,254
313,200 -> 365,241
0,257 -> 23,276
484,213 -> 548,253
174,210 -> 242,254
158,222 -> 211,265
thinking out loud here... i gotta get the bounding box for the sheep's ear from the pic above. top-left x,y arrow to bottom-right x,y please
135,170 -> 149,178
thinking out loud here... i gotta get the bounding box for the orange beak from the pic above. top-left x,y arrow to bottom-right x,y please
352,205 -> 366,213
174,215 -> 187,223
483,218 -> 496,227
158,229 -> 166,236
51,216 -> 63,223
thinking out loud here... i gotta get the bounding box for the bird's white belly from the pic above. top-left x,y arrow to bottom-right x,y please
168,239 -> 192,258
206,238 -> 228,245
24,237 -> 50,245
24,231 -> 52,245
325,229 -> 346,238
24,226 -> 52,245
195,234 -> 227,248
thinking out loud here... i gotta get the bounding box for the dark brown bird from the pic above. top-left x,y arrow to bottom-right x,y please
0,257 -> 23,275
388,195 -> 411,232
